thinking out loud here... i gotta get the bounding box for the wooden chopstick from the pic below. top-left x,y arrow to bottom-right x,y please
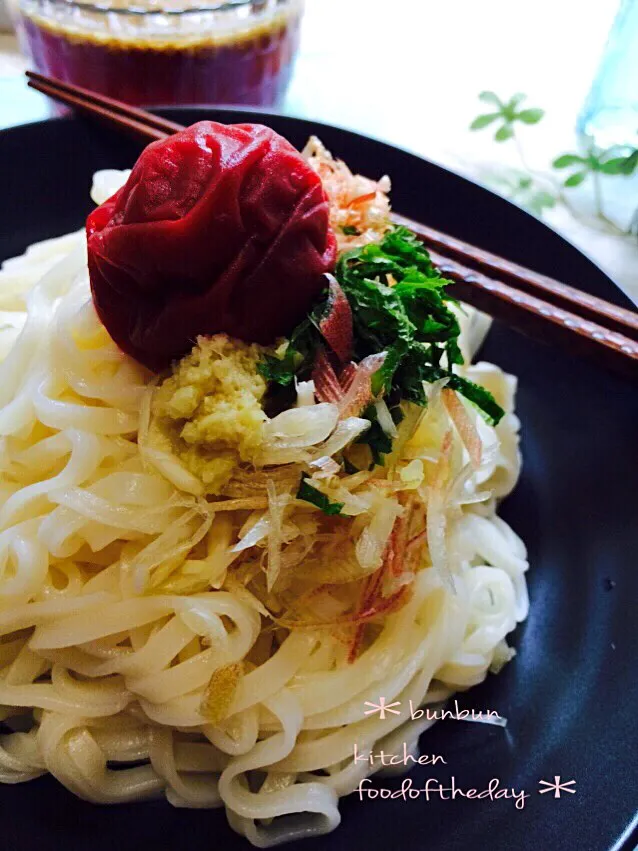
428,248 -> 638,380
394,212 -> 638,341
25,71 -> 638,379
26,71 -> 184,138
28,77 -> 169,142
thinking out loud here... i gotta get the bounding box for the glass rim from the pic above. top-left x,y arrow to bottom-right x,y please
21,0 -> 284,17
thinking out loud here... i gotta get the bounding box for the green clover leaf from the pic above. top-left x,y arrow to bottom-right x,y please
517,108 -> 544,124
470,92 -> 544,142
495,125 -> 514,142
564,172 -> 587,188
552,154 -> 585,169
470,113 -> 500,130
478,91 -> 502,107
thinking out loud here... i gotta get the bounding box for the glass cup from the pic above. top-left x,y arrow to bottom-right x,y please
577,0 -> 638,149
15,0 -> 304,107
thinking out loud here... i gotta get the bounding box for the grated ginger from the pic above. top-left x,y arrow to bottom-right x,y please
199,662 -> 244,724
149,335 -> 268,495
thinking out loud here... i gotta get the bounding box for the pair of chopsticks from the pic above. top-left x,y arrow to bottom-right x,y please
26,70 -> 638,380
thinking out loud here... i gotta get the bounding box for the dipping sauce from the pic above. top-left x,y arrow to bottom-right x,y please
17,0 -> 303,107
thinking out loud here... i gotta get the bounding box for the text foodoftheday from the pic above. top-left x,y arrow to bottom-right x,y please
356,777 -> 530,810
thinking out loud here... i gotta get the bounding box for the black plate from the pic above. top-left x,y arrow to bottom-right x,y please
1,109 -> 636,851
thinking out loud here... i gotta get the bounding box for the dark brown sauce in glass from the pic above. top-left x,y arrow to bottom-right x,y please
18,0 -> 302,107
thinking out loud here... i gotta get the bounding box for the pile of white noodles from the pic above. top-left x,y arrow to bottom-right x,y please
0,167 -> 528,847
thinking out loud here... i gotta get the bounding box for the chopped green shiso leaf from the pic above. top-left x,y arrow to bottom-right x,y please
258,226 -> 504,460
297,474 -> 344,516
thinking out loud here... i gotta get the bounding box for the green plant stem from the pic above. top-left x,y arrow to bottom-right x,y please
589,169 -> 621,230
592,169 -> 604,218
554,188 -> 578,216
474,97 -> 632,237
512,132 -> 531,173
514,132 -> 626,235
511,131 -> 569,210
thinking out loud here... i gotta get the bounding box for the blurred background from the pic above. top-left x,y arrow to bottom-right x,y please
1,0 -> 637,301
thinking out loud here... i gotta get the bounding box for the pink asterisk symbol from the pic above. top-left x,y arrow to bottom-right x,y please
538,776 -> 577,798
363,697 -> 401,720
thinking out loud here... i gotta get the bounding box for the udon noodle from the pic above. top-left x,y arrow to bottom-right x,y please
0,166 -> 528,846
